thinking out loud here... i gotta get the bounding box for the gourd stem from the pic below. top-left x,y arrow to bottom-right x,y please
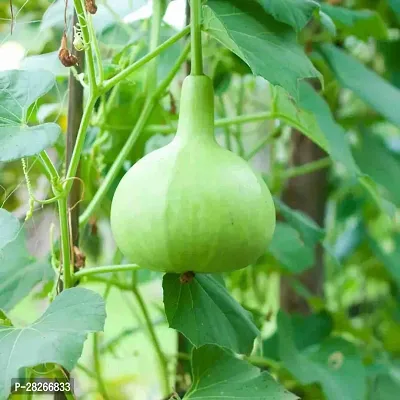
190,0 -> 203,75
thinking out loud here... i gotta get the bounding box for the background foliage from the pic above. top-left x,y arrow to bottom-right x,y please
0,0 -> 400,399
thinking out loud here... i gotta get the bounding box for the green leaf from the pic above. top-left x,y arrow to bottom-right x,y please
0,310 -> 12,327
319,44 -> 400,126
298,82 -> 360,175
0,70 -> 55,125
378,40 -> 400,89
274,198 -> 325,246
370,365 -> 400,400
0,287 -> 106,399
272,85 -> 327,149
259,0 -> 320,32
353,131 -> 400,207
320,4 -> 387,40
272,83 -> 359,176
368,234 -> 400,290
184,345 -> 298,400
277,312 -> 367,400
263,311 -> 333,360
388,0 -> 400,16
203,0 -> 321,101
0,229 -> 54,312
359,176 -> 397,218
163,273 -> 259,354
21,52 -> 70,77
0,209 -> 20,251
0,124 -> 61,162
318,11 -> 337,36
268,222 -> 315,273
0,69 -> 61,161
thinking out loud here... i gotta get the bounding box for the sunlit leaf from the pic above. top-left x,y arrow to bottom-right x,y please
0,69 -> 60,161
0,124 -> 61,162
0,288 -> 106,399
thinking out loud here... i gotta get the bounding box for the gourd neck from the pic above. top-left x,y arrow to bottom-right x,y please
176,75 -> 215,142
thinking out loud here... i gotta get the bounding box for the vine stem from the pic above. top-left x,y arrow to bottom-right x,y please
64,95 -> 97,194
282,156 -> 331,178
245,125 -> 280,161
79,41 -> 191,226
93,333 -> 110,400
132,284 -> 170,397
58,197 -> 72,289
73,264 -> 141,280
190,0 -> 203,75
87,13 -> 104,84
40,151 -> 60,182
74,0 -> 97,92
101,26 -> 190,93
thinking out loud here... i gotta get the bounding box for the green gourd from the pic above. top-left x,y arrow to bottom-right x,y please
110,75 -> 276,273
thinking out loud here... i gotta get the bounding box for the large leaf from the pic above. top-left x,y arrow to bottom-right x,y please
0,70 -> 55,124
277,312 -> 367,400
0,69 -> 61,161
0,229 -> 54,312
0,125 -> 61,162
353,132 -> 400,207
272,83 -> 359,176
274,198 -> 325,246
203,0 -> 321,101
0,209 -> 20,251
319,44 -> 400,126
184,345 -> 298,400
260,0 -> 319,32
21,52 -> 69,77
268,222 -> 315,273
163,273 -> 258,354
320,4 -> 387,40
0,288 -> 106,399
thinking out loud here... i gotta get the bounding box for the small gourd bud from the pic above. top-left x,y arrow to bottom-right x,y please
59,33 -> 78,67
111,75 -> 276,274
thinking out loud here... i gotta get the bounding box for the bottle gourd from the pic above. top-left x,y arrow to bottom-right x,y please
111,75 -> 276,273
